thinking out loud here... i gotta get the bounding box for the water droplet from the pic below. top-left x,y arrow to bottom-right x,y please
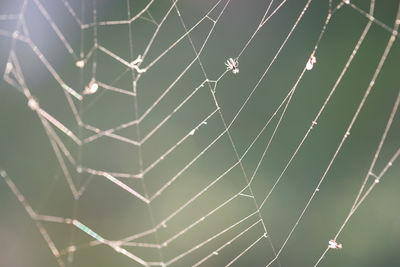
76,60 -> 85,68
28,98 -> 39,111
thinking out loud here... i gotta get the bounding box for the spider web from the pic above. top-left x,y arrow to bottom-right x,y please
0,0 -> 400,266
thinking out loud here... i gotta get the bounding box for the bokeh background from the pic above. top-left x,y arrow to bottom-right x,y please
0,0 -> 399,266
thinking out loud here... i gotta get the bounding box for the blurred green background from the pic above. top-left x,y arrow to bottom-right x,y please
0,0 -> 399,266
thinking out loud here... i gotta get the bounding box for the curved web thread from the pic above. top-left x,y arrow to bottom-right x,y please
0,0 -> 400,266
